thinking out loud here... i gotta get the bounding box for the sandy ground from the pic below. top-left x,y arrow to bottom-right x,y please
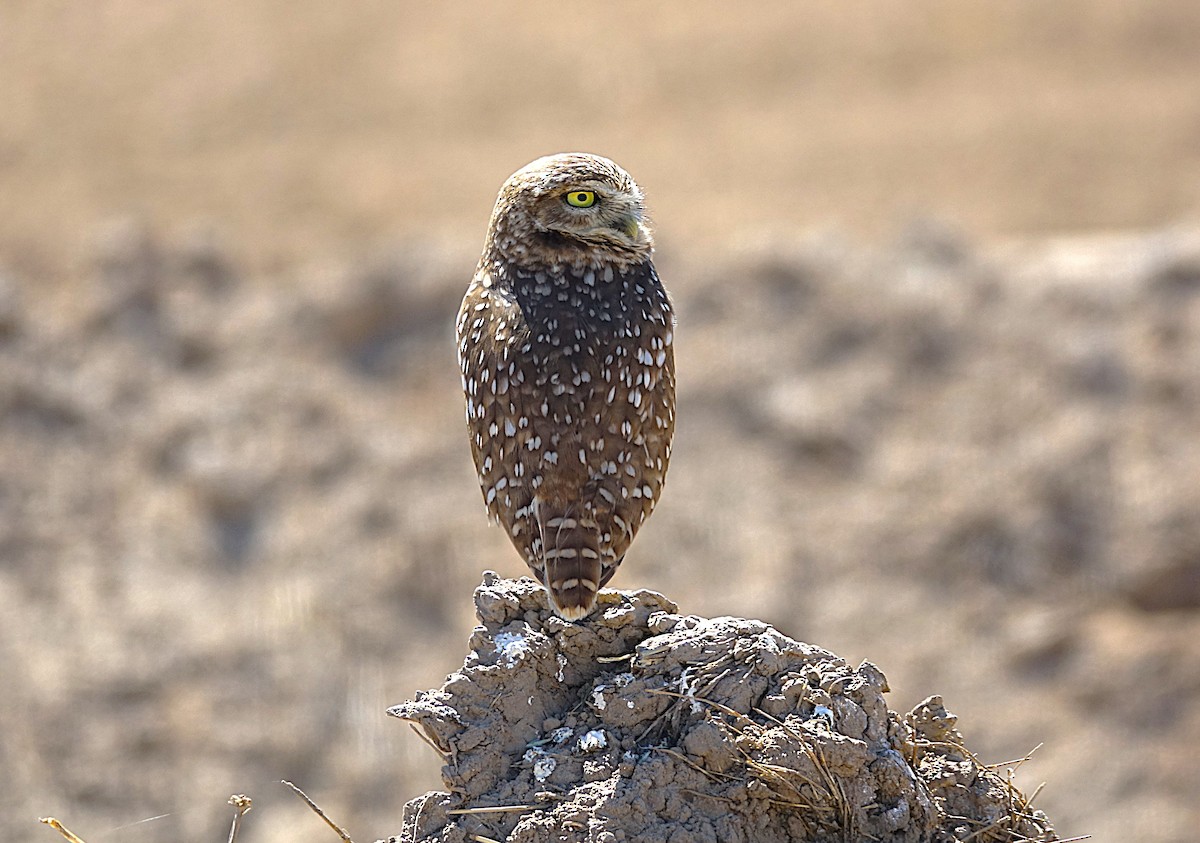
3,3 -> 1200,843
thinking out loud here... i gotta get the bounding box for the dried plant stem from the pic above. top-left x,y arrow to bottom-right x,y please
447,805 -> 534,815
37,818 -> 87,843
282,780 -> 354,843
226,795 -> 252,843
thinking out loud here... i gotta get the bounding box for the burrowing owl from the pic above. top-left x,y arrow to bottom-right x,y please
456,153 -> 676,620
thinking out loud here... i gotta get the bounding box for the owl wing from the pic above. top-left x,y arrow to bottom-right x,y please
457,273 -> 532,525
593,329 -> 676,571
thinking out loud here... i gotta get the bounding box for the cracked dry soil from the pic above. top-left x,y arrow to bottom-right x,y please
387,574 -> 1056,843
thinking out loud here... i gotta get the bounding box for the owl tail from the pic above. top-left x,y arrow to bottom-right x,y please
536,507 -> 603,621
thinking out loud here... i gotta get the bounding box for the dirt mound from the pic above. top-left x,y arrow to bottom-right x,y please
387,575 -> 1056,843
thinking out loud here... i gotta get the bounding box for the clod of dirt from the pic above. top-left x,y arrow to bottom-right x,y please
386,574 -> 1057,843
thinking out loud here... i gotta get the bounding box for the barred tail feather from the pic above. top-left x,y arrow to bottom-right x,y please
537,509 -> 603,621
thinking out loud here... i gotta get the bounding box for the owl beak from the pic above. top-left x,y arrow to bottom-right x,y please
620,215 -> 641,240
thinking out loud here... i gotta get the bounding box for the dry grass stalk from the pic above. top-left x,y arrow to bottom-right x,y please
446,805 -> 534,815
752,706 -> 853,827
645,683 -> 855,839
37,818 -> 87,843
226,794 -> 252,843
404,722 -> 452,760
282,780 -> 354,843
653,746 -> 739,783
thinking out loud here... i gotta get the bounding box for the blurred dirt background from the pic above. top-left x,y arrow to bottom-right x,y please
2,2 -> 1200,842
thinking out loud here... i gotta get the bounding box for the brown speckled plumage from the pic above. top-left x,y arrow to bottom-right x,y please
456,153 -> 676,620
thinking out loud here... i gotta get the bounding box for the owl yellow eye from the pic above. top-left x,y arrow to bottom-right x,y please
565,190 -> 596,208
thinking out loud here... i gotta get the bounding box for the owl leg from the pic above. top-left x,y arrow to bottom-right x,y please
532,497 -> 603,621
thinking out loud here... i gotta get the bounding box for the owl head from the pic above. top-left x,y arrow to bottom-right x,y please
486,153 -> 653,268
